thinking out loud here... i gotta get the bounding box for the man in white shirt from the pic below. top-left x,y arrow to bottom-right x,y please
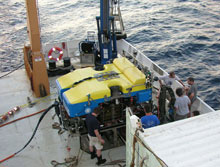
158,71 -> 185,87
174,87 -> 191,120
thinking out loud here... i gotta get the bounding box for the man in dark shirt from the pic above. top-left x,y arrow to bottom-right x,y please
186,77 -> 197,104
86,107 -> 106,165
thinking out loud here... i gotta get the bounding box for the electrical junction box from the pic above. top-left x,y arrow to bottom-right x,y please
80,53 -> 95,67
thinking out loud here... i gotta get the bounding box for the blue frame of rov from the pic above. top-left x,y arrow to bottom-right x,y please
57,81 -> 152,118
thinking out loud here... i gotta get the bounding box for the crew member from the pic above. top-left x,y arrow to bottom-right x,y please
174,87 -> 191,120
186,77 -> 197,104
158,71 -> 185,87
141,104 -> 160,129
86,108 -> 106,165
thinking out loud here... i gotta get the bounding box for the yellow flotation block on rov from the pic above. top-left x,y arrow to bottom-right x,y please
56,57 -> 152,117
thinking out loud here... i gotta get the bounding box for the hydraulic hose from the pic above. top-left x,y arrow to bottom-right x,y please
0,102 -> 58,164
0,109 -> 46,128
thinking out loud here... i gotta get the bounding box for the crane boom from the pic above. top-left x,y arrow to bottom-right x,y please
96,0 -> 117,64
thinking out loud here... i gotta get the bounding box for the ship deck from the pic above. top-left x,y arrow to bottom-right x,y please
0,69 -> 125,167
0,39 -> 216,167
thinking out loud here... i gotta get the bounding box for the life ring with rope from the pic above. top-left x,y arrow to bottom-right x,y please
48,47 -> 63,61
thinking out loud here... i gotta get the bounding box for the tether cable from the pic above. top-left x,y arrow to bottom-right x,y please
0,102 -> 57,164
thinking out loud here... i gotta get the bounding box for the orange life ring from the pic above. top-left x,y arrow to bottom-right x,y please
48,47 -> 63,61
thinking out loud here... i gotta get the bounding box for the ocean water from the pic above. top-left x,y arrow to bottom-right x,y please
0,0 -> 219,110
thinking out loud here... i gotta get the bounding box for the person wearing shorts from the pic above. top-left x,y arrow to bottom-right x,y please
86,108 -> 106,165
